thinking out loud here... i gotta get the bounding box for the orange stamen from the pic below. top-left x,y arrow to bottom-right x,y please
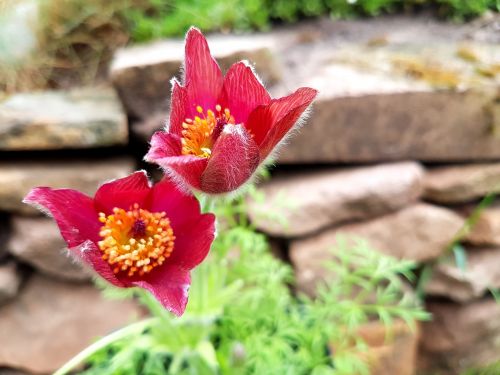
181,104 -> 235,158
98,204 -> 175,277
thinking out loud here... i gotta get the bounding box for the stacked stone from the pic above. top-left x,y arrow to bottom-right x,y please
0,15 -> 498,375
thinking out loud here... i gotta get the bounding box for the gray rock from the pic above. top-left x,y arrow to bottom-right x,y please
466,205 -> 500,246
290,204 -> 464,296
111,34 -> 281,119
0,274 -> 141,374
8,217 -> 91,282
425,248 -> 500,302
0,157 -> 136,214
419,299 -> 500,375
248,162 -> 424,238
424,163 -> 500,204
0,87 -> 128,150
0,262 -> 22,305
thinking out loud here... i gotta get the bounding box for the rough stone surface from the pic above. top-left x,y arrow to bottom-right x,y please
290,204 -> 464,296
0,274 -> 142,374
110,34 -> 281,119
356,321 -> 419,375
466,206 -> 500,246
418,299 -> 500,375
425,248 -> 500,302
8,217 -> 92,282
248,162 -> 424,238
424,163 -> 500,204
0,87 -> 128,150
0,262 -> 22,306
0,157 -> 135,214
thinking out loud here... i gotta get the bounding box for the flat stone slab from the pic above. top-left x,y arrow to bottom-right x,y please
424,163 -> 500,204
0,157 -> 135,214
248,162 -> 424,238
290,203 -> 464,296
0,274 -> 141,374
0,87 -> 128,150
8,216 -> 92,282
425,247 -> 500,302
465,205 -> 500,246
111,34 -> 281,119
272,17 -> 500,163
0,262 -> 22,306
419,299 -> 500,375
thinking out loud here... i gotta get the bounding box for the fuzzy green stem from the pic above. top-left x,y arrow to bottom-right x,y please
53,317 -> 157,375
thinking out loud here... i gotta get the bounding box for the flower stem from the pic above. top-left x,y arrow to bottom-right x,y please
53,317 -> 157,375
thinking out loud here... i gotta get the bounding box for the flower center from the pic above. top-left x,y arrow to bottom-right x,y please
98,204 -> 175,277
181,104 -> 235,158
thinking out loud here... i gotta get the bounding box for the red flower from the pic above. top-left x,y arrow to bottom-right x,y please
145,27 -> 318,194
23,171 -> 215,316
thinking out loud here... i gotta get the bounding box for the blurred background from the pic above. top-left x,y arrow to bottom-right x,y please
0,0 -> 499,374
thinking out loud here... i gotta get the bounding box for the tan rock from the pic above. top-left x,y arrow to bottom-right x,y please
357,320 -> 419,375
418,299 -> 500,375
0,274 -> 142,374
248,162 -> 424,238
0,157 -> 135,214
290,204 -> 464,296
0,87 -> 128,150
8,217 -> 91,282
425,248 -> 500,302
0,262 -> 22,305
424,163 -> 500,204
466,206 -> 500,246
110,34 -> 281,119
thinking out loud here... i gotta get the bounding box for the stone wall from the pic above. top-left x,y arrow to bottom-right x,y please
0,16 -> 499,374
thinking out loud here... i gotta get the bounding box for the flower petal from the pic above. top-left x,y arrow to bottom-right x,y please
219,61 -> 271,124
132,265 -> 191,316
168,79 -> 188,136
245,87 -> 318,155
23,187 -> 100,247
148,178 -> 202,229
94,171 -> 151,214
168,212 -> 215,270
201,124 -> 260,194
78,240 -> 125,287
149,155 -> 208,191
145,131 -> 183,161
184,27 -> 223,116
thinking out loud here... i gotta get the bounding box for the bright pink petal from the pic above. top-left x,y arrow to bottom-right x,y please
145,131 -> 183,161
94,171 -> 151,214
132,265 -> 191,316
168,79 -> 188,136
201,124 -> 260,194
184,27 -> 223,116
219,61 -> 271,124
148,178 -> 202,229
168,212 -> 215,270
23,187 -> 100,247
78,240 -> 125,287
147,154 -> 208,191
245,87 -> 318,152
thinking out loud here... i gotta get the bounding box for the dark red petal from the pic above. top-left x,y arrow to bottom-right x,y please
78,240 -> 125,287
149,154 -> 208,191
23,187 -> 100,247
245,87 -> 318,150
219,61 -> 271,124
94,171 -> 151,214
168,212 -> 215,270
132,265 -> 191,316
148,178 -> 202,229
145,131 -> 183,161
184,27 -> 223,116
168,79 -> 188,136
201,124 -> 260,194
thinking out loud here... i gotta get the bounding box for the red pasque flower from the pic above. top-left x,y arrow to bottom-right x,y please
23,171 -> 215,316
145,27 -> 318,194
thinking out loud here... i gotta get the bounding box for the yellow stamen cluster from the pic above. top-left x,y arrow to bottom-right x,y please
98,204 -> 175,277
181,104 -> 235,158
